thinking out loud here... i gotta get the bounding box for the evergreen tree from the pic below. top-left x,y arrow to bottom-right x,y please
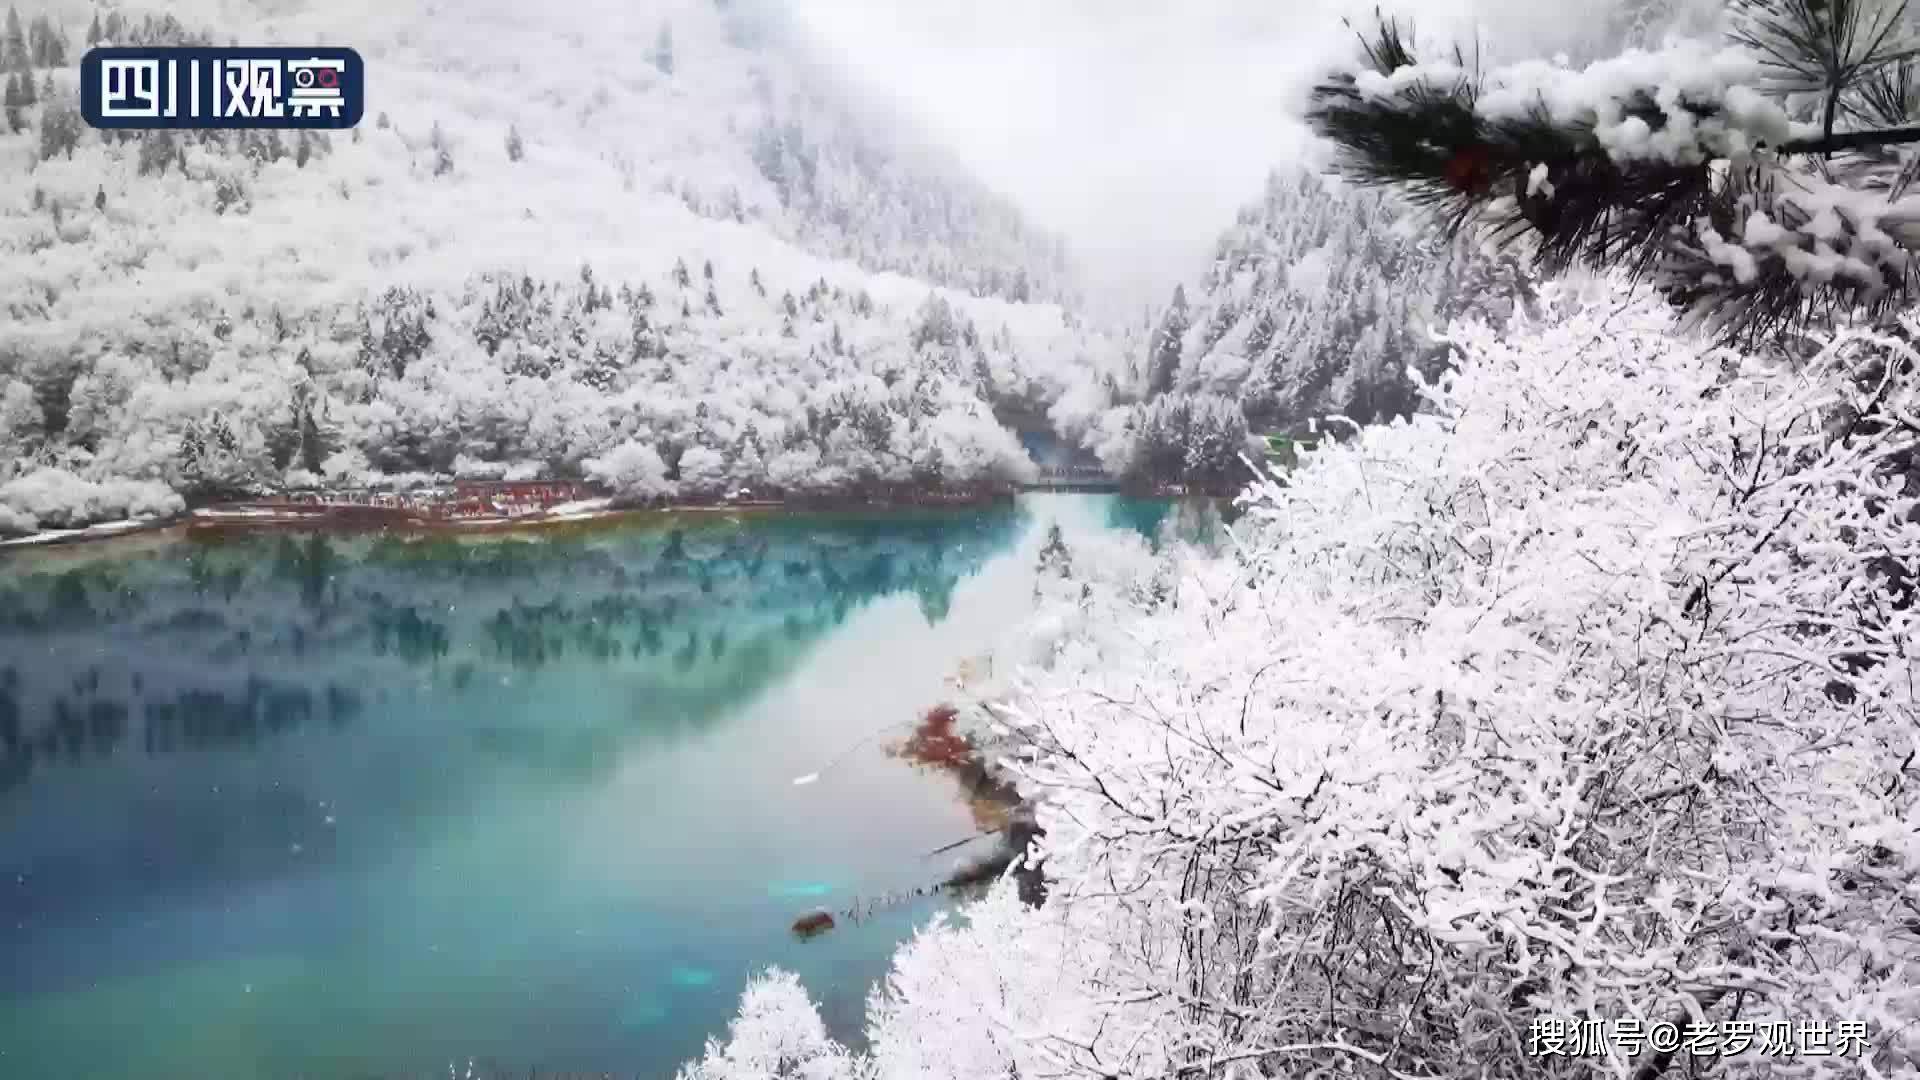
137,130 -> 177,176
429,121 -> 453,177
672,257 -> 691,289
266,405 -> 302,472
93,185 -> 104,212
504,123 -> 524,162
1036,523 -> 1072,578
704,284 -> 722,317
298,406 -> 335,476
1146,285 -> 1189,397
653,23 -> 675,75
16,63 -> 33,104
208,414 -> 239,455
37,99 -> 80,161
28,13 -> 61,66
0,7 -> 24,73
750,267 -> 766,297
1308,1 -> 1920,344
178,421 -> 205,481
212,174 -> 247,215
86,13 -> 100,47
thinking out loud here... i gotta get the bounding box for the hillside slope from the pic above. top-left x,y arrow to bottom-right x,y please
1038,169 -> 1538,493
0,0 -> 1116,535
1164,170 -> 1536,429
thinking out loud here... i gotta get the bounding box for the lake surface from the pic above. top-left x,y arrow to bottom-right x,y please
0,494 -> 1181,1080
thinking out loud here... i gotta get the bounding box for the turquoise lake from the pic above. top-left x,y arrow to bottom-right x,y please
0,494 -> 1186,1080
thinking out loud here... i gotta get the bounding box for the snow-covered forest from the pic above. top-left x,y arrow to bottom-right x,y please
676,1 -> 1920,1077
1049,170 -> 1544,492
0,0 -> 1125,535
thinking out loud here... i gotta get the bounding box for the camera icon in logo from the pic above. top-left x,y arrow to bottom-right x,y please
287,57 -> 346,117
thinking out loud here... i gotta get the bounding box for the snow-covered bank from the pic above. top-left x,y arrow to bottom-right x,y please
0,1 -> 1128,543
0,515 -> 172,548
0,489 -> 1037,551
679,279 -> 1920,1079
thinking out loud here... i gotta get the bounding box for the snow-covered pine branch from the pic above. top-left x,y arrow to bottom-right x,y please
1309,1 -> 1920,344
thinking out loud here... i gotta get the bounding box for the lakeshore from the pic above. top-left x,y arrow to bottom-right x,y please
0,482 -> 1018,551
0,476 -> 1214,552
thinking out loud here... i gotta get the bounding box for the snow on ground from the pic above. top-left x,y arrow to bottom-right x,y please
0,0 -> 1120,535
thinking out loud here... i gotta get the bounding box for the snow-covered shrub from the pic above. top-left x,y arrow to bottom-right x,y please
320,447 -> 372,487
689,279 -> 1920,1078
585,440 -> 676,500
677,969 -> 860,1080
0,468 -> 184,534
0,502 -> 36,536
451,454 -> 508,480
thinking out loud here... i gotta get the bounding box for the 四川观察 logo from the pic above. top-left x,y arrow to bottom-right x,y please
80,46 -> 363,129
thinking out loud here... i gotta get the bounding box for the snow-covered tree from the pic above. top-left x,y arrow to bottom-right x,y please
0,7 -> 26,73
688,278 -> 1920,1079
654,22 -> 675,76
2,72 -> 21,132
37,98 -> 81,161
584,440 -> 674,501
428,121 -> 454,178
1145,284 -> 1188,397
676,968 -> 859,1080
26,13 -> 63,67
675,444 -> 729,496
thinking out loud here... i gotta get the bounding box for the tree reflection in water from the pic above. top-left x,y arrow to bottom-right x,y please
0,506 -> 1026,796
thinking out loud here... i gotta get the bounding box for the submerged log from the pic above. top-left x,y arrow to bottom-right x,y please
938,806 -> 1047,905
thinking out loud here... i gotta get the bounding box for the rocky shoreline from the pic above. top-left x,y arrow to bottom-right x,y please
798,699 -> 1044,942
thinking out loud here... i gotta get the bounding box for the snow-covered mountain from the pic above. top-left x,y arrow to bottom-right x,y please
1037,170 -> 1539,493
0,0 -> 1116,534
1152,170 -> 1539,433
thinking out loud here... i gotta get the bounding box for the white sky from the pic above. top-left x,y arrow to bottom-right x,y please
787,0 -> 1634,308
